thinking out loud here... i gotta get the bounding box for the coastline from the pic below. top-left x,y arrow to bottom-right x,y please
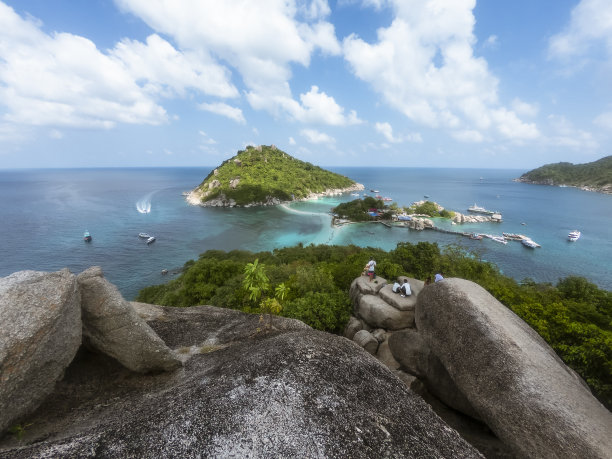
185,182 -> 365,208
513,178 -> 612,195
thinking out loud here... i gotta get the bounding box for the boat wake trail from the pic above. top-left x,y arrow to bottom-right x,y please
136,191 -> 157,214
279,203 -> 327,217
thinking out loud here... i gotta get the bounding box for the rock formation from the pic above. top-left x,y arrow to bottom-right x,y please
417,278 -> 612,458
0,298 -> 481,458
0,269 -> 81,434
346,274 -> 612,458
77,267 -> 181,373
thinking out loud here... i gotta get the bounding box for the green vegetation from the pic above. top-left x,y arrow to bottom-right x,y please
332,198 -> 454,221
405,200 -> 455,218
518,155 -> 612,191
194,145 -> 357,206
332,196 -> 387,221
137,242 -> 611,407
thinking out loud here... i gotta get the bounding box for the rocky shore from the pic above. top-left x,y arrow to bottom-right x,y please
513,177 -> 612,194
185,182 -> 365,208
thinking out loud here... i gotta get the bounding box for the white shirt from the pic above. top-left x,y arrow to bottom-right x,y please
392,282 -> 401,292
366,260 -> 376,272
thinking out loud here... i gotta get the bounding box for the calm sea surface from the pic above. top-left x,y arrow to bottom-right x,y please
1,167 -> 610,299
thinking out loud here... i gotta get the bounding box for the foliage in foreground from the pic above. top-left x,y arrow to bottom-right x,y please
137,242 -> 612,408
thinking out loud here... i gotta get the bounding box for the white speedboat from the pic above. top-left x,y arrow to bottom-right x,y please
568,230 -> 581,242
491,236 -> 507,245
146,236 -> 156,244
138,232 -> 150,238
521,239 -> 539,248
467,203 -> 495,215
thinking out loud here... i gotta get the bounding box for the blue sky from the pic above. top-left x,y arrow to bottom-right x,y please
0,0 -> 610,169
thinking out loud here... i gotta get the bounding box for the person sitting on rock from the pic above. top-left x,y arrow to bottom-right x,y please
400,280 -> 411,297
434,272 -> 444,282
392,281 -> 402,293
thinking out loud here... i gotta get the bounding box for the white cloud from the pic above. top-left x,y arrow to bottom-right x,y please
289,136 -> 297,145
300,0 -> 331,20
546,114 -> 599,150
0,2 -> 168,128
198,102 -> 246,124
375,122 -> 397,142
343,0 -> 538,143
483,34 -> 498,49
300,128 -> 335,144
451,129 -> 484,143
511,98 -> 539,117
293,86 -> 361,125
116,0 -> 343,122
594,111 -> 612,129
548,0 -> 612,62
112,34 -> 238,98
198,130 -> 217,144
375,121 -> 422,143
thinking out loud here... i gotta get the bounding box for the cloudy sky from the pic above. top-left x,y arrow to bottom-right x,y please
0,0 -> 610,169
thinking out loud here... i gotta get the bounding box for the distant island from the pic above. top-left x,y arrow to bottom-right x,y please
515,155 -> 612,194
185,145 -> 363,207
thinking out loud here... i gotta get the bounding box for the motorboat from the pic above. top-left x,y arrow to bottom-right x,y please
467,203 -> 495,215
138,232 -> 150,238
83,231 -> 92,242
521,239 -> 539,249
490,236 -> 507,245
469,233 -> 483,240
568,230 -> 581,242
146,236 -> 156,244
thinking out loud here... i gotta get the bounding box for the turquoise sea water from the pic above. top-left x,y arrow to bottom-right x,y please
0,167 -> 610,299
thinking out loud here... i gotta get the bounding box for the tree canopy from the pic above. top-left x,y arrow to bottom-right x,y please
194,145 -> 358,206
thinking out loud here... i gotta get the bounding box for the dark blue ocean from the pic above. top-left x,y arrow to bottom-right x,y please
1,167 -> 610,299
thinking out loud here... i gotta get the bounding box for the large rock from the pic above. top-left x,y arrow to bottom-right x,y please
356,294 -> 414,330
388,329 -> 478,419
0,269 -> 81,435
352,329 -> 379,355
77,267 -> 181,373
416,278 -> 612,458
0,305 -> 482,458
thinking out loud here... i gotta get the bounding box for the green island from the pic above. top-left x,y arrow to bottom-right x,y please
137,242 -> 612,408
332,197 -> 455,223
186,145 -> 363,207
515,155 -> 612,194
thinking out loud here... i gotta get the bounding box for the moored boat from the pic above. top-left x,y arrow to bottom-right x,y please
568,230 -> 581,241
146,236 -> 156,244
468,203 -> 495,215
469,233 -> 483,240
521,239 -> 540,248
491,235 -> 507,245
83,231 -> 92,242
138,232 -> 150,238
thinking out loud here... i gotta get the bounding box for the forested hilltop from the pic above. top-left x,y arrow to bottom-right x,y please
137,242 -> 612,408
186,145 -> 362,207
516,155 -> 612,194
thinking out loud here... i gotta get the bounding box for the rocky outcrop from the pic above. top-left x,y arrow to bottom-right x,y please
416,278 -> 612,458
0,269 -> 81,434
0,304 -> 481,458
77,267 -> 181,373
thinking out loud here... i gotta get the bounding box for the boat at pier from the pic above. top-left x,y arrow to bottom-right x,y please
490,235 -> 507,245
568,230 -> 581,241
